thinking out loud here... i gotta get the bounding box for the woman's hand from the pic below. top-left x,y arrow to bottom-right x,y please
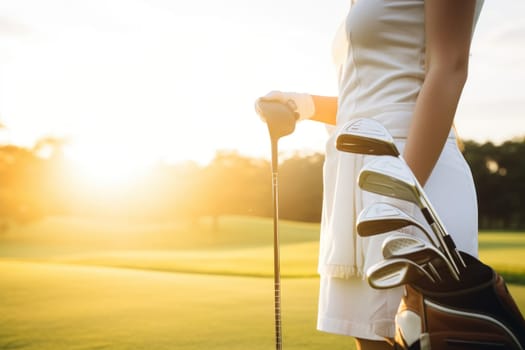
255,91 -> 316,121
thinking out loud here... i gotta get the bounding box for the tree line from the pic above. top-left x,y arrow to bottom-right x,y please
0,137 -> 523,231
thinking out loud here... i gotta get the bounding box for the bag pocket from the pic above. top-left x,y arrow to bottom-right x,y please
424,298 -> 523,350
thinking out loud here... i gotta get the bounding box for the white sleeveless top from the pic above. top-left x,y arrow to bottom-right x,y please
318,0 -> 484,278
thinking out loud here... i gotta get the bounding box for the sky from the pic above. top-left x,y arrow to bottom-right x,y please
0,0 -> 524,170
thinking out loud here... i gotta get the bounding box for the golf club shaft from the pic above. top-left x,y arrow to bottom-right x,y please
410,165 -> 466,267
426,262 -> 442,281
271,139 -> 282,350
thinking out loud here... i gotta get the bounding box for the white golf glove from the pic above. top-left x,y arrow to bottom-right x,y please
255,91 -> 315,121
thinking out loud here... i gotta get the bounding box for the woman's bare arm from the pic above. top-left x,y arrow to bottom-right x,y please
310,95 -> 338,125
404,0 -> 477,185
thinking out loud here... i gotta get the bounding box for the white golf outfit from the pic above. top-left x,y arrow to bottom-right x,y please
317,0 -> 484,340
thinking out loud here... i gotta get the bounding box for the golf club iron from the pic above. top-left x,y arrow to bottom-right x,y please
336,118 -> 400,156
381,232 -> 459,281
366,257 -> 436,290
336,118 -> 465,273
257,100 -> 298,350
358,156 -> 462,278
356,202 -> 439,248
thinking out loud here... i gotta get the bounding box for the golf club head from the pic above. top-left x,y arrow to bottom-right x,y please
382,233 -> 459,281
358,202 -> 418,234
336,118 -> 400,156
358,156 -> 421,205
255,100 -> 298,141
381,232 -> 428,259
357,202 -> 439,246
366,257 -> 436,290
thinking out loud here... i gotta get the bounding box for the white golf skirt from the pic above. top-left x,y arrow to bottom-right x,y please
317,137 -> 479,340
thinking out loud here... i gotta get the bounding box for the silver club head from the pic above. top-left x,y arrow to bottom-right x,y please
366,257 -> 436,290
336,118 -> 400,156
381,232 -> 428,259
381,233 -> 459,281
356,202 -> 438,247
358,156 -> 465,275
358,156 -> 421,206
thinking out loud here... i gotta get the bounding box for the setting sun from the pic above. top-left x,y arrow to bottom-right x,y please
66,138 -> 157,187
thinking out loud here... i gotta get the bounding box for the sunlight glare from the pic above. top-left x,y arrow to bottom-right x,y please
66,139 -> 156,187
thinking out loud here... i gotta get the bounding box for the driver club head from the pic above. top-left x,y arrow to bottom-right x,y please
255,100 -> 298,141
358,156 -> 421,205
357,202 -> 439,247
336,118 -> 400,156
366,257 -> 436,289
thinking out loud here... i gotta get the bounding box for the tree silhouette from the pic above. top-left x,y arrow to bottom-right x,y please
0,134 -> 523,230
463,138 -> 525,229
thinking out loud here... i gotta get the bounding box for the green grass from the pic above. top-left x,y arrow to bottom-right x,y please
479,233 -> 525,284
0,260 -> 353,350
1,216 -> 525,349
45,242 -> 319,278
0,216 -> 322,278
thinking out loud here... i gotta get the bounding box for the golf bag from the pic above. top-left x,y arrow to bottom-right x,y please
394,252 -> 525,350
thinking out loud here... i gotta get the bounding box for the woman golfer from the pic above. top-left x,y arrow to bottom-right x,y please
255,1 -> 484,349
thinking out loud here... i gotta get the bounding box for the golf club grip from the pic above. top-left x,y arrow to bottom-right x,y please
275,280 -> 282,350
271,140 -> 278,173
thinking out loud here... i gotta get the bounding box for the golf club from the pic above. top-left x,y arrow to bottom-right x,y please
335,118 -> 465,271
358,156 -> 462,278
356,202 -> 439,247
336,117 -> 399,156
366,257 -> 436,290
381,232 -> 459,281
256,100 -> 297,350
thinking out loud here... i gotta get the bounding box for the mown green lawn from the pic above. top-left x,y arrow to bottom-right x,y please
1,216 -> 524,350
0,260 -> 353,350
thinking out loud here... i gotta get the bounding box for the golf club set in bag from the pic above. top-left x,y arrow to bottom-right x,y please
336,118 -> 525,349
256,101 -> 525,350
